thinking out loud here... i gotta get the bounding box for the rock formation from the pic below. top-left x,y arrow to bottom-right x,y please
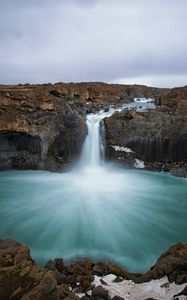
0,82 -> 186,175
0,84 -> 87,171
0,239 -> 186,299
103,85 -> 187,175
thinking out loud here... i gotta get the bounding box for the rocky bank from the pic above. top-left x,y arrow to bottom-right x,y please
0,239 -> 187,300
0,82 -> 186,175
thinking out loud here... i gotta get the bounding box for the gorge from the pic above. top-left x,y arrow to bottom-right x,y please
0,82 -> 187,299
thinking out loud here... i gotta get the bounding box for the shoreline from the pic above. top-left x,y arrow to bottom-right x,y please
0,239 -> 187,299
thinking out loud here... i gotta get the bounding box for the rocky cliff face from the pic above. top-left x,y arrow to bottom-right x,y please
0,82 -> 186,173
104,87 -> 187,176
0,84 -> 87,171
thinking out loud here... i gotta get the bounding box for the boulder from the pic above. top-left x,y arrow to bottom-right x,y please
0,239 -> 58,300
92,285 -> 108,299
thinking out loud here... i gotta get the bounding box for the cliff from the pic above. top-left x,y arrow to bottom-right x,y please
104,85 -> 187,176
0,82 -> 186,174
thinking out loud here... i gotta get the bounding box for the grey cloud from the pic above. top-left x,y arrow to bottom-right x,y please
0,0 -> 187,87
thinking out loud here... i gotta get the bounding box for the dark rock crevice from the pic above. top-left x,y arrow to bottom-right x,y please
0,132 -> 42,170
126,137 -> 187,162
0,131 -> 41,154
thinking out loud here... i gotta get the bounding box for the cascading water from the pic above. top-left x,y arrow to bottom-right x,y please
80,113 -> 105,167
80,102 -> 137,167
0,99 -> 187,272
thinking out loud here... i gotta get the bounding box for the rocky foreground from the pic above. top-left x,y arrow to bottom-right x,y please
0,82 -> 186,176
0,239 -> 187,300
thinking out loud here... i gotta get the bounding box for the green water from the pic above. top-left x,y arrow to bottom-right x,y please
0,166 -> 186,272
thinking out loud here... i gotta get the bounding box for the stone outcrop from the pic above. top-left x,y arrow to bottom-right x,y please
0,239 -> 187,299
0,239 -> 58,300
0,84 -> 87,171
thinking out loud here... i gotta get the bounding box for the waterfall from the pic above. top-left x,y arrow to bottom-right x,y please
80,104 -> 130,167
79,99 -> 156,168
80,112 -> 106,166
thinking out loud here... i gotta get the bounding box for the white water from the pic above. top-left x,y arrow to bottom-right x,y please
80,100 -> 154,167
80,109 -> 116,167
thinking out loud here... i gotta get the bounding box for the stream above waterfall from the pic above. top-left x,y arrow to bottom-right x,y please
0,100 -> 186,272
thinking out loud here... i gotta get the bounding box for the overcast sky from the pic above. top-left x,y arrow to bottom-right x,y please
0,0 -> 187,87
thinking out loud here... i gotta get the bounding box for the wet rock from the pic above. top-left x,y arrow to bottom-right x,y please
93,262 -> 108,276
46,259 -> 56,270
45,259 -> 63,285
55,258 -> 64,273
171,167 -> 186,178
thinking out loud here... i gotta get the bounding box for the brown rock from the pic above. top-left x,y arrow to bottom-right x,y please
55,258 -> 64,273
92,285 -> 108,299
58,284 -> 71,299
0,239 -> 58,300
149,243 -> 187,283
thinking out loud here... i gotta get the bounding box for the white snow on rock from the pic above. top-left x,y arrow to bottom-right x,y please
134,159 -> 145,169
111,145 -> 134,153
92,275 -> 186,300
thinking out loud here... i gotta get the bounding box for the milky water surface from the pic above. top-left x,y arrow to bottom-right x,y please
0,167 -> 186,272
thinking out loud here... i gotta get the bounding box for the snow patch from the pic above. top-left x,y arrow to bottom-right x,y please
111,145 -> 134,153
134,159 -> 145,169
92,275 -> 186,300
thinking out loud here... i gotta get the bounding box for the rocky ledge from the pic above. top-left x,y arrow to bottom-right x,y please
0,239 -> 187,300
0,82 -> 186,175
